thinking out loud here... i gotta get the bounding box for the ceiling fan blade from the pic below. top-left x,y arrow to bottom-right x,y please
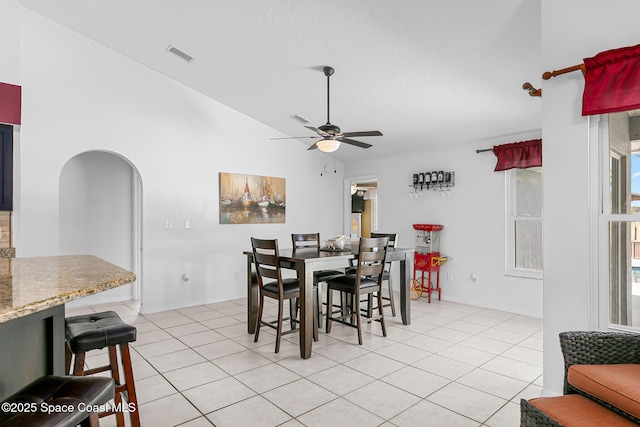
270,136 -> 318,140
307,141 -> 319,150
341,130 -> 383,138
304,126 -> 330,137
340,138 -> 372,149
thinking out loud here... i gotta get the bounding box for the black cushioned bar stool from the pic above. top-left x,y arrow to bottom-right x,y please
0,375 -> 114,427
64,311 -> 140,427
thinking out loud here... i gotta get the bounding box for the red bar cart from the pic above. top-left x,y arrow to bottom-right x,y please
410,224 -> 451,302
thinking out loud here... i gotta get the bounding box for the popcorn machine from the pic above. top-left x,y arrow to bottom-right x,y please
411,224 -> 450,302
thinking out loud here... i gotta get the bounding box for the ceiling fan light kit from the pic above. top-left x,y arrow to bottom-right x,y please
272,66 -> 383,152
317,139 -> 341,153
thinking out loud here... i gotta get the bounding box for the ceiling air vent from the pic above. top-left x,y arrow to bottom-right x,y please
166,45 -> 194,62
289,114 -> 310,124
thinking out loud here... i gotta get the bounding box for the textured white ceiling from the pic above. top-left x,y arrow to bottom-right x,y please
20,0 -> 542,162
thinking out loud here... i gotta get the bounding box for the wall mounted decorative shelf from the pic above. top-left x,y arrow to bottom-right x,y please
409,171 -> 455,199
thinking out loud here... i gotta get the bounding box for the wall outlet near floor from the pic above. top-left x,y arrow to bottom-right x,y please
471,274 -> 479,284
182,274 -> 190,285
447,272 -> 454,281
233,271 -> 239,281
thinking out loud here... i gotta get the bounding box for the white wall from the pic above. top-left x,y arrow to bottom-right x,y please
16,8 -> 344,313
0,0 -> 20,85
541,0 -> 640,395
60,151 -> 135,304
345,132 -> 543,318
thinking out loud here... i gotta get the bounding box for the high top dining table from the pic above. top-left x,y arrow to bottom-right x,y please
244,244 -> 413,359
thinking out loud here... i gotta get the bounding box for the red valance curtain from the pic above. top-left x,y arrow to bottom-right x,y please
0,82 -> 21,125
582,43 -> 640,116
493,139 -> 542,172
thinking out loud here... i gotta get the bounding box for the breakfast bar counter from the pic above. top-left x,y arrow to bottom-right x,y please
0,255 -> 136,400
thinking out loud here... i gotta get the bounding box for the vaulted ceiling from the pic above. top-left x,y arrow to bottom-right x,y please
20,0 -> 542,162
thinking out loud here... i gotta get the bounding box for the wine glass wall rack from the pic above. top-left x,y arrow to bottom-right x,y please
410,171 -> 455,190
409,171 -> 455,199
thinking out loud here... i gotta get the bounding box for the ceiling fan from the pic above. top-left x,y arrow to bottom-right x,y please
272,66 -> 383,153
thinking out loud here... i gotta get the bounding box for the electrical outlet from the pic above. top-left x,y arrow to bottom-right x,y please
182,274 -> 190,285
471,274 -> 478,284
233,272 -> 239,281
447,272 -> 454,281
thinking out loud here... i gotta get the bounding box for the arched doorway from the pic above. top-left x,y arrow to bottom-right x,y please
59,151 -> 142,305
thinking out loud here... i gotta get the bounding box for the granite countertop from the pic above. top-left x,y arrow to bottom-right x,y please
0,255 -> 136,323
0,248 -> 15,258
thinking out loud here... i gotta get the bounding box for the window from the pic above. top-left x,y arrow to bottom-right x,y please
601,111 -> 640,329
506,167 -> 543,279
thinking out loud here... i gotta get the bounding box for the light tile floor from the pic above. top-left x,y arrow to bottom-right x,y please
66,295 -> 543,426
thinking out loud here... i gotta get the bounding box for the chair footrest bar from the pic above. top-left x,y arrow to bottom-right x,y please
260,321 -> 300,335
327,317 -> 358,328
84,365 -> 111,376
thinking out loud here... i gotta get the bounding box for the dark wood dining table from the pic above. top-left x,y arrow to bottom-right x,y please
244,245 -> 414,359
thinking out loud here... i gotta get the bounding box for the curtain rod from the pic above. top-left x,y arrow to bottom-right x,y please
475,148 -> 493,153
542,63 -> 586,80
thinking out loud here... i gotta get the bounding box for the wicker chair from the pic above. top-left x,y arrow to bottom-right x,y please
520,330 -> 640,426
520,398 -> 564,427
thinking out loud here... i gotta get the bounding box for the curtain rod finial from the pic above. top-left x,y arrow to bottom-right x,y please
542,64 -> 585,80
522,82 -> 541,97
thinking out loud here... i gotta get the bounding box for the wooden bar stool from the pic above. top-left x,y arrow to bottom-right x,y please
0,375 -> 114,427
64,311 -> 140,427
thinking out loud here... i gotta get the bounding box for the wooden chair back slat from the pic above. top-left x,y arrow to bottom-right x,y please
291,233 -> 321,249
251,237 -> 283,292
354,237 -> 388,282
371,233 -> 398,249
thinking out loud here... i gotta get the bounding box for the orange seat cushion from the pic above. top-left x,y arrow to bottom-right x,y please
527,394 -> 637,427
568,364 -> 640,420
